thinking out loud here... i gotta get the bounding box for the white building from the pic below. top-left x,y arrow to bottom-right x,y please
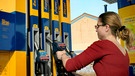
71,13 -> 98,54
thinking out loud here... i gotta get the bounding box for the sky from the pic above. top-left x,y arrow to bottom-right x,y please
70,0 -> 118,20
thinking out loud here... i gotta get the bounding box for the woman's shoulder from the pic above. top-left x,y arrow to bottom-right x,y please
89,40 -> 116,52
94,40 -> 112,44
92,40 -> 115,48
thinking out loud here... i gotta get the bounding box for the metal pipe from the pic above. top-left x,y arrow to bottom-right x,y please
104,4 -> 107,12
26,0 -> 31,76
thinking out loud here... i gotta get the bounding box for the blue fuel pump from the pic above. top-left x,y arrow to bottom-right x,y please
46,37 -> 76,76
34,42 -> 49,75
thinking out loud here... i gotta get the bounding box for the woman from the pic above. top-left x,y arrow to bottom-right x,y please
56,12 -> 134,76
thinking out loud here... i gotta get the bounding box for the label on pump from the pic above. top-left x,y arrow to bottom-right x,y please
39,50 -> 49,61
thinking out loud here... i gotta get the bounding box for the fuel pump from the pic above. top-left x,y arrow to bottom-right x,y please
46,37 -> 76,76
33,27 -> 50,76
32,27 -> 40,75
34,41 -> 49,76
33,0 -> 52,75
43,29 -> 52,76
63,32 -> 76,58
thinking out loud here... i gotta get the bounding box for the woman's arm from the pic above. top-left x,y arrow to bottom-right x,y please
56,40 -> 107,72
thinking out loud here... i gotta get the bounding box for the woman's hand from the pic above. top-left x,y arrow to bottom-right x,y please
56,50 -> 66,60
56,50 -> 71,67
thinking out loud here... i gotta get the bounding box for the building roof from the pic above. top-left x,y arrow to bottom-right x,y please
102,0 -> 117,4
71,13 -> 98,24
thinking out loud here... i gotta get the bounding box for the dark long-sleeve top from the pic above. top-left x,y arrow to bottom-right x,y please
65,40 -> 129,76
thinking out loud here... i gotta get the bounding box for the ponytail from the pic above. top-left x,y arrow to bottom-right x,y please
116,26 -> 134,49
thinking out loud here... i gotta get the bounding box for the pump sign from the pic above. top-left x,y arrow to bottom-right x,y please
0,12 -> 15,50
33,0 -> 38,10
